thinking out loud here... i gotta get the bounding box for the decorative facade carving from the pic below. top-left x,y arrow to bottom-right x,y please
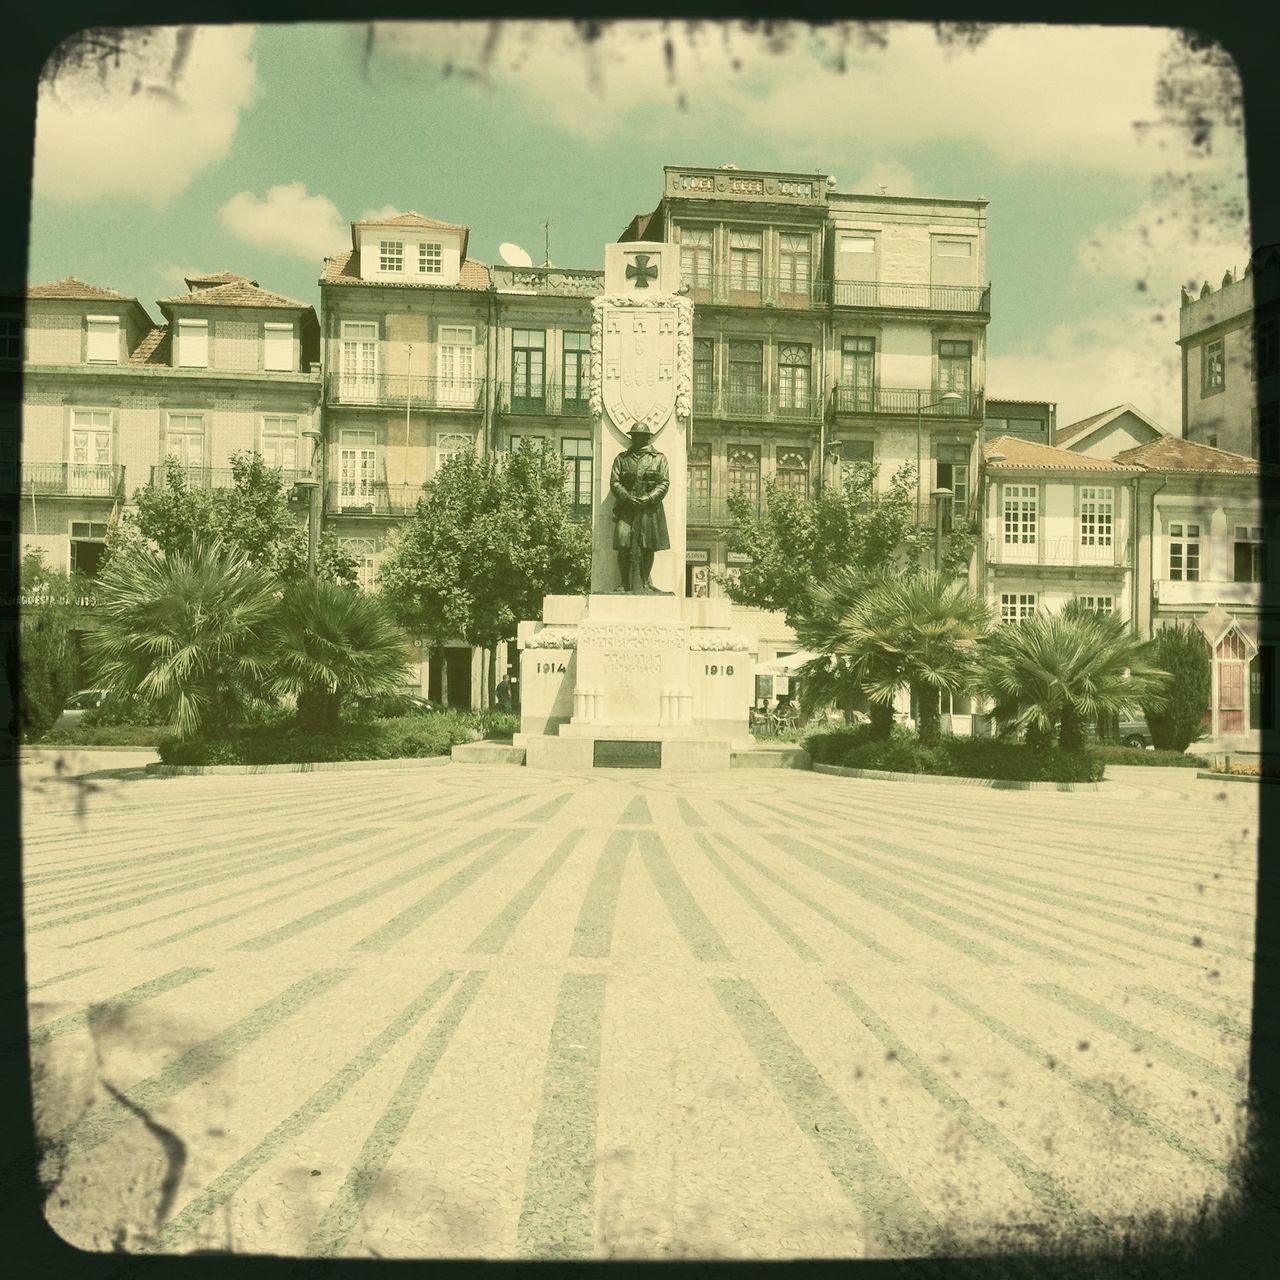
589,294 -> 693,423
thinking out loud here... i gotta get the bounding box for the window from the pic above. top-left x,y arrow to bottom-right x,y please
840,337 -> 875,412
680,227 -> 713,291
86,315 -> 119,364
779,233 -> 812,296
1168,522 -> 1200,581
176,318 -> 209,368
777,343 -> 811,414
1256,402 -> 1278,463
1255,317 -> 1279,379
728,444 -> 761,507
562,332 -> 592,411
938,340 -> 971,401
561,437 -> 592,518
693,338 -> 714,412
166,413 -> 205,471
341,537 -> 378,591
340,321 -> 378,400
438,325 -> 476,405
1234,525 -> 1266,583
1208,434 -> 1219,449
1000,593 -> 1037,624
1079,486 -> 1114,547
262,415 -> 300,474
263,322 -> 293,372
0,315 -> 19,362
339,429 -> 377,507
438,433 -> 473,466
728,230 -> 762,295
935,444 -> 969,522
70,521 -> 109,579
511,329 -> 545,409
70,409 -> 112,494
1002,484 -> 1037,545
508,435 -> 546,455
688,444 -> 712,515
843,440 -> 875,465
1202,338 -> 1225,394
380,240 -> 404,272
775,446 -> 810,499
727,341 -> 763,414
1076,595 -> 1114,615
419,242 -> 442,275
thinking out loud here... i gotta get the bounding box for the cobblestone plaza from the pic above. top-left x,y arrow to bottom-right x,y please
19,758 -> 1257,1260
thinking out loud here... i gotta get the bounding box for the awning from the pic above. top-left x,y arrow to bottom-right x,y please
753,649 -> 820,676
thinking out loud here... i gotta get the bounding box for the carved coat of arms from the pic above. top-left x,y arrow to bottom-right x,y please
600,306 -> 677,438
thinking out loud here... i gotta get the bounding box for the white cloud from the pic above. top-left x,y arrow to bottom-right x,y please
220,183 -> 348,261
370,20 -> 1243,177
359,203 -> 404,222
33,25 -> 258,205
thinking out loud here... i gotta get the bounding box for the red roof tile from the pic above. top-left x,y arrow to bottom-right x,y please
1113,436 -> 1264,474
321,250 -> 491,291
28,276 -> 133,301
983,435 -> 1141,472
184,271 -> 259,289
1054,405 -> 1124,445
128,326 -> 171,365
350,211 -> 470,258
157,280 -> 313,310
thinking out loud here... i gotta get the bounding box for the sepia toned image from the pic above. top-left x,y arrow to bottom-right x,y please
8,18 -> 1271,1266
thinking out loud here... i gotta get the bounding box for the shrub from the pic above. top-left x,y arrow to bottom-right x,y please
82,692 -> 170,728
1091,745 -> 1209,768
1142,626 -> 1211,752
38,724 -> 173,748
802,724 -> 877,764
840,728 -> 950,775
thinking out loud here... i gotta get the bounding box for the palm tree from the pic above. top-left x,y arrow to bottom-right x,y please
980,606 -> 1171,752
85,542 -> 278,737
268,579 -> 412,732
795,569 -> 990,745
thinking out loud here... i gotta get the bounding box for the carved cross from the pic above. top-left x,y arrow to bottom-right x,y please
626,254 -> 659,288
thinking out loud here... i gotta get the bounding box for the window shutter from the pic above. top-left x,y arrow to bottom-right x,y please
86,316 -> 118,363
264,323 -> 293,371
177,319 -> 209,368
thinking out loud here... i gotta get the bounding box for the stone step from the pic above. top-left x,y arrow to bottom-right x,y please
451,742 -> 528,766
732,745 -> 812,769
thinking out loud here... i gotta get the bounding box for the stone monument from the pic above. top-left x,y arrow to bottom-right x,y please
514,242 -> 757,770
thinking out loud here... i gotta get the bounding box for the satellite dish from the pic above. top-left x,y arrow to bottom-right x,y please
499,242 -> 534,267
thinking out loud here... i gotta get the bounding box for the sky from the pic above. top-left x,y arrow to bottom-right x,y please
26,19 -> 1252,433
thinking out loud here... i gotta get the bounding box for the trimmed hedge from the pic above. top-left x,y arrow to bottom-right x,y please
1091,745 -> 1210,769
37,724 -> 174,748
157,709 -> 513,766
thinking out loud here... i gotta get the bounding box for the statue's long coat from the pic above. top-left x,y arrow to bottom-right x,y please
610,445 -> 671,551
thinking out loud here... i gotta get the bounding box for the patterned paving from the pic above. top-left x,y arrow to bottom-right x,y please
19,758 -> 1258,1260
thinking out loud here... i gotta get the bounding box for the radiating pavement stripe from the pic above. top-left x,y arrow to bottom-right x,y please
570,832 -> 632,959
518,791 -> 576,826
305,970 -> 488,1258
144,970 -> 461,1253
827,978 -> 1107,1237
618,795 -> 652,826
707,831 -> 906,964
1125,985 -> 1251,1041
693,832 -> 819,961
354,828 -> 536,951
57,968 -> 355,1157
233,827 -> 513,952
637,832 -> 732,961
515,971 -> 606,1259
1025,982 -> 1245,1096
676,797 -> 707,827
467,830 -> 585,954
24,967 -> 213,1049
27,964 -> 99,991
930,982 -> 1231,1178
711,976 -> 942,1259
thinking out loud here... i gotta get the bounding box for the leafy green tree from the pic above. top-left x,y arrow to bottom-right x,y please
722,461 -> 975,626
1141,624 -> 1211,751
7,552 -> 85,741
980,607 -> 1171,752
108,452 -> 358,587
378,448 -> 590,706
268,579 -> 413,732
804,570 -> 990,746
85,542 -> 279,737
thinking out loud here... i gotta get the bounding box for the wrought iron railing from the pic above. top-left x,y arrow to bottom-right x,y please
16,463 -> 126,497
682,275 -> 829,309
831,281 -> 990,312
497,381 -> 592,416
326,373 -> 485,410
692,386 -> 826,423
834,386 -> 983,418
149,465 -> 306,490
324,481 -> 429,517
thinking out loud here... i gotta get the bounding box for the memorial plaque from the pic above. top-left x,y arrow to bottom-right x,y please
593,739 -> 663,769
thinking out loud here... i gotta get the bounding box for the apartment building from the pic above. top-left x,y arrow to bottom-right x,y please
984,398 -> 1053,446
1178,243 -> 1279,458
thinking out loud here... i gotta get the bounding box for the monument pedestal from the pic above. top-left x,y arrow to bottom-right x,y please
517,594 -> 756,771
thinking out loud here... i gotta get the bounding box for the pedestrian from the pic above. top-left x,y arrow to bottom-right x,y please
496,673 -> 513,712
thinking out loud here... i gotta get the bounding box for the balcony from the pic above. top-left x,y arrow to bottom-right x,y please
986,536 -> 1130,569
497,381 -> 592,417
834,386 -> 984,418
687,493 -> 767,525
325,481 -> 430,518
683,275 -> 829,310
1154,578 -> 1264,608
831,281 -> 990,313
149,465 -> 306,490
14,463 -> 126,498
326,373 -> 485,410
692,385 -> 826,424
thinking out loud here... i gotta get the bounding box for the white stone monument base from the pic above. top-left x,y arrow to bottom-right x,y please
516,594 -> 758,772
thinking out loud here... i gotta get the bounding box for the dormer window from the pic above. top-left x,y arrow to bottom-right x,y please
419,242 -> 443,275
380,241 -> 404,272
86,315 -> 119,364
263,322 -> 294,372
176,318 -> 209,368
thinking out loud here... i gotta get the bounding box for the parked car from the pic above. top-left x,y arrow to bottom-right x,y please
1118,715 -> 1154,749
353,692 -> 442,718
54,689 -> 107,731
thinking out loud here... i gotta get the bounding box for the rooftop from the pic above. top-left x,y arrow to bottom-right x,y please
1112,436 -> 1265,475
983,436 -> 1142,472
321,250 -> 491,291
1054,403 -> 1166,447
157,280 -> 313,311
28,276 -> 134,302
350,211 -> 470,258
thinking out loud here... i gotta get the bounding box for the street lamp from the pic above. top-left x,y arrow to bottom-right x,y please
915,390 -> 964,516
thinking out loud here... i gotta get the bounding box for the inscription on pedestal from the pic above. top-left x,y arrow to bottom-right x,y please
593,740 -> 662,769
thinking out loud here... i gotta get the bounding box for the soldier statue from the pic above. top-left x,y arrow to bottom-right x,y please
610,425 -> 671,593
